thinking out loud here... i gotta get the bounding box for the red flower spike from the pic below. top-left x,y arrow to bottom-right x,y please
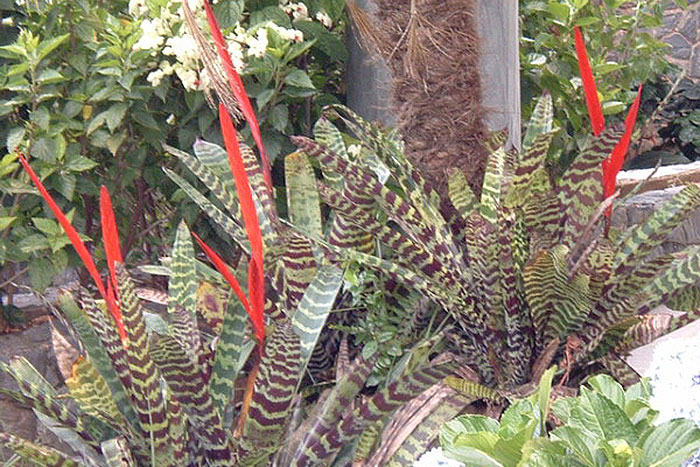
574,27 -> 605,137
18,154 -> 126,341
100,186 -> 123,293
603,85 -> 643,217
218,103 -> 266,346
203,2 -> 273,193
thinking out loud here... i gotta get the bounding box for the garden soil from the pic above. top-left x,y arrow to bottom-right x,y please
370,0 -> 490,196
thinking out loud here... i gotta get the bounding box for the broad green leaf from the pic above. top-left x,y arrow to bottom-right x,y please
284,69 -> 315,89
639,418 -> 700,467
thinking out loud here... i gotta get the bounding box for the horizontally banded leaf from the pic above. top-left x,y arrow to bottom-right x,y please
34,410 -> 108,467
65,356 -> 123,426
316,359 -> 458,463
505,132 -> 555,209
557,127 -> 622,248
0,431 -> 81,467
665,285 -> 700,311
596,354 -> 640,387
286,151 -> 323,238
279,232 -> 319,310
312,117 -> 346,186
150,333 -> 233,464
583,247 -> 700,350
498,212 -> 533,385
324,105 -> 444,228
293,135 -> 462,280
101,436 -> 136,467
448,169 -> 478,217
291,265 -> 343,374
209,300 -> 249,421
523,245 -> 593,346
193,138 -> 277,224
115,266 -> 171,451
523,92 -> 553,149
354,420 -> 382,463
1,357 -> 105,446
480,147 -> 507,224
168,221 -> 201,359
444,376 -> 504,403
243,322 -> 301,446
387,393 -> 473,467
291,350 -> 377,466
164,168 -> 250,253
58,294 -> 140,431
614,184 -> 700,274
521,191 -> 561,252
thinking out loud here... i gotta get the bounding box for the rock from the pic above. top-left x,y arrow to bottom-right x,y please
0,320 -> 64,461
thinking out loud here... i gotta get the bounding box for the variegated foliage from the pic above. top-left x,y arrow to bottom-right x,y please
286,97 -> 700,392
0,231 -> 455,466
1,132 -> 457,467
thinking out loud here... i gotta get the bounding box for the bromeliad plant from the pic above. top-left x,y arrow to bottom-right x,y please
283,26 -> 700,395
0,5 -> 457,466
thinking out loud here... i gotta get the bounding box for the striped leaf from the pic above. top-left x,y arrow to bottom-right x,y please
114,266 -> 171,452
319,360 -> 458,463
290,350 -> 377,466
448,169 -> 478,217
286,151 -> 323,238
291,265 -> 344,374
242,322 -> 301,446
557,127 -> 622,248
479,147 -> 506,224
614,185 -> 700,273
168,221 -> 201,360
0,432 -> 81,467
65,356 -> 124,427
387,392 -> 472,467
150,333 -> 234,464
164,167 -> 249,252
443,377 -> 504,403
209,300 -> 249,421
523,92 -> 553,149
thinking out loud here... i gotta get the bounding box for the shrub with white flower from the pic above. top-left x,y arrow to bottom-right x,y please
128,0 -> 348,161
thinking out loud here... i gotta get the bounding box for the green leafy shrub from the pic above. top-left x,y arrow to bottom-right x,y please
128,0 -> 347,161
0,0 -> 348,290
0,1 -> 206,288
519,0 -> 683,164
440,371 -> 700,466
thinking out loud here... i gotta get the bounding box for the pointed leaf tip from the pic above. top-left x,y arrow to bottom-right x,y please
574,27 -> 605,136
100,186 -> 126,341
19,155 -> 125,341
603,85 -> 643,216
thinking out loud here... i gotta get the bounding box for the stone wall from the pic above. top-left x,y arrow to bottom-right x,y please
658,0 -> 700,78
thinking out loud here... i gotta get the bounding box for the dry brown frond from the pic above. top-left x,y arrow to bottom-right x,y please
181,0 -> 241,120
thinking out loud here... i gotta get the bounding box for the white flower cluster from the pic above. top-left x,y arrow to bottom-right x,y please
130,0 -> 331,92
648,337 -> 700,425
